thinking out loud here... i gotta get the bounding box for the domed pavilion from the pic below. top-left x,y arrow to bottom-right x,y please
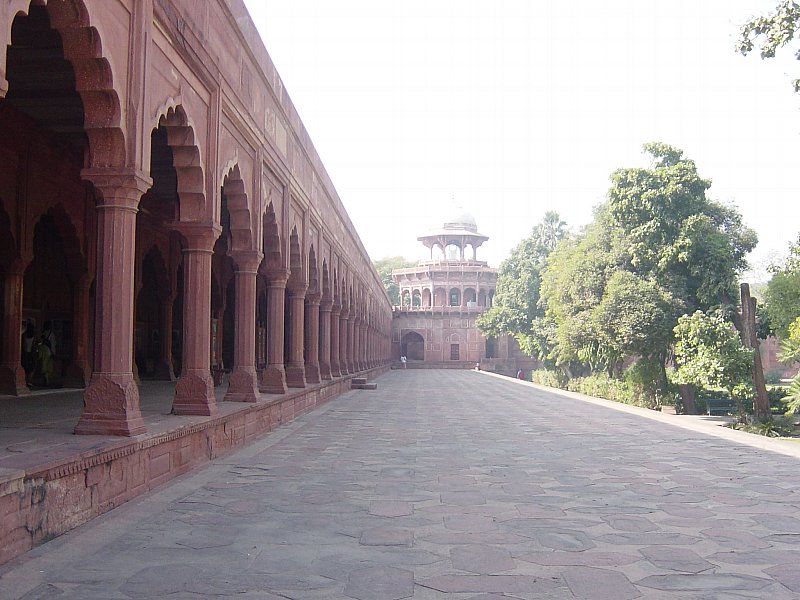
390,210 -> 536,372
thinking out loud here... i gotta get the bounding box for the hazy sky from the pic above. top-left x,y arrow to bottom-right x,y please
242,0 -> 800,280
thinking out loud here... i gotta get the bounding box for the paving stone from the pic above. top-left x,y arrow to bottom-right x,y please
360,527 -> 413,546
417,574 -> 561,594
517,551 -> 640,567
441,491 -> 487,505
764,564 -> 800,592
343,566 -> 414,600
701,527 -> 771,550
512,526 -> 596,551
598,532 -> 701,546
443,514 -> 498,533
450,545 -> 515,574
636,573 -> 774,591
119,564 -> 202,597
602,515 -> 657,532
563,566 -> 641,600
369,501 -> 413,517
639,546 -> 714,573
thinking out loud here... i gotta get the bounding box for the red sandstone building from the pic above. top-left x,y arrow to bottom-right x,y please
0,0 -> 391,563
391,212 -> 535,371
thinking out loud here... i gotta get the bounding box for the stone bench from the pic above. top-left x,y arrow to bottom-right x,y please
705,397 -> 737,416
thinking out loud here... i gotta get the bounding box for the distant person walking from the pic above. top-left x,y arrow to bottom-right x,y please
21,320 -> 36,385
516,369 -> 525,380
400,355 -> 407,369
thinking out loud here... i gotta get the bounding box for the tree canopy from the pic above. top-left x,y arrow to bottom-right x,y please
475,211 -> 566,359
738,0 -> 800,92
373,256 -> 415,305
539,143 -> 757,381
764,235 -> 800,337
673,309 -> 753,401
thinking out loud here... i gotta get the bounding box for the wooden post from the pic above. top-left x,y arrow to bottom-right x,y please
741,283 -> 770,420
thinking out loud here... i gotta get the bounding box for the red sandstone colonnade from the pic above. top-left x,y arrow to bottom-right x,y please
0,0 -> 392,435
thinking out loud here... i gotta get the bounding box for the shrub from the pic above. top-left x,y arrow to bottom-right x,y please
530,369 -> 568,389
764,369 -> 784,385
565,373 -> 660,410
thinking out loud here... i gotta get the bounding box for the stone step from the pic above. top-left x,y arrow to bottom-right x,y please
351,377 -> 368,385
352,382 -> 377,390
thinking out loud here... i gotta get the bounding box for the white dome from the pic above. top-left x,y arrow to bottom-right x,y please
443,210 -> 477,232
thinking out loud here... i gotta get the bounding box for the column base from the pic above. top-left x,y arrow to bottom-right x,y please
224,367 -> 259,402
0,364 -> 29,396
75,374 -> 146,436
319,362 -> 332,381
173,370 -> 217,416
285,364 -> 307,388
259,365 -> 287,394
330,361 -> 341,378
305,363 -> 321,384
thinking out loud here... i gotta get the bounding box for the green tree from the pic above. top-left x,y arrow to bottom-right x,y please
540,143 -> 757,385
778,316 -> 800,413
673,309 -> 754,414
373,256 -> 415,305
738,0 -> 800,92
764,235 -> 800,337
476,212 -> 567,360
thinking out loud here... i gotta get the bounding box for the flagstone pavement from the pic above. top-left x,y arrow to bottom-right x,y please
2,369 -> 800,599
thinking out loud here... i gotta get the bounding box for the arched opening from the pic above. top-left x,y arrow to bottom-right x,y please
210,186 -> 236,383
257,202 -> 282,376
488,289 -> 495,307
431,244 -> 444,261
422,288 -> 431,308
449,288 -> 461,307
411,289 -> 421,307
22,213 -> 77,386
1,4 -> 108,394
434,287 -> 447,307
464,244 -> 476,261
464,288 -> 477,307
478,290 -> 487,307
400,331 -> 425,362
445,242 -> 461,261
134,246 -> 171,379
485,336 -> 496,359
401,289 -> 411,307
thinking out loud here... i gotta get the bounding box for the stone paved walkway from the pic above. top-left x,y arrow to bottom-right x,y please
2,370 -> 800,599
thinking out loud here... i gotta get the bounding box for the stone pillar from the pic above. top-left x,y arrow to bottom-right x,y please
319,299 -> 332,380
225,252 -> 262,402
329,303 -> 341,377
339,306 -> 350,374
304,293 -> 321,384
75,169 -> 151,436
0,265 -> 27,395
64,274 -> 91,388
352,315 -> 361,372
172,227 -> 218,416
346,312 -> 356,373
285,285 -> 307,388
260,269 -> 288,394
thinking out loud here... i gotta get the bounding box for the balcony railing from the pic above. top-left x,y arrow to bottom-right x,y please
392,304 -> 490,314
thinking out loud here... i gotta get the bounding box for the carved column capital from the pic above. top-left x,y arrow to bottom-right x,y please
82,168 -> 152,209
231,250 -> 264,274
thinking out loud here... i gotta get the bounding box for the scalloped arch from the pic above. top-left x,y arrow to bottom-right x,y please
221,164 -> 254,254
152,104 -> 206,222
4,0 -> 126,167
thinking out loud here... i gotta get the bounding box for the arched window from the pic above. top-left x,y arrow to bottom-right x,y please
449,288 -> 461,307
